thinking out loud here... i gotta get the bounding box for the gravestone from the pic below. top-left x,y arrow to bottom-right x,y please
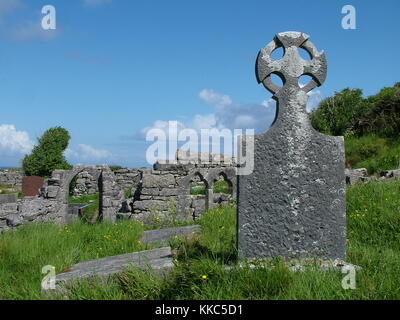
50,247 -> 174,293
238,31 -> 346,260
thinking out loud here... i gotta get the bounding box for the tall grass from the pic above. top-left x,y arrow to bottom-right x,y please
0,220 -> 145,299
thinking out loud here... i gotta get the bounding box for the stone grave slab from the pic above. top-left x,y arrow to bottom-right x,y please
140,225 -> 201,245
51,247 -> 174,292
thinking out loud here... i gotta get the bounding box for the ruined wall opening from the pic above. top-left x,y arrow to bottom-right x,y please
67,169 -> 102,223
188,172 -> 209,220
212,172 -> 233,206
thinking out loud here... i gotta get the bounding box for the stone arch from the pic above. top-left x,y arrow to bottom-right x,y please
64,166 -> 102,223
189,172 -> 209,195
45,165 -> 123,223
207,167 -> 237,201
213,171 -> 233,192
177,169 -> 210,221
63,166 -> 102,202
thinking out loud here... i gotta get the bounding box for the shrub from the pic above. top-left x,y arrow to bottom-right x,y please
310,88 -> 363,137
22,127 -> 72,177
345,135 -> 400,174
310,83 -> 400,139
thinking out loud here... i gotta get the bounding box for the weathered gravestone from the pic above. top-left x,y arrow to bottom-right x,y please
238,31 -> 346,260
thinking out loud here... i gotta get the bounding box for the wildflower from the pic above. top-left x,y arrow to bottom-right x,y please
201,275 -> 208,280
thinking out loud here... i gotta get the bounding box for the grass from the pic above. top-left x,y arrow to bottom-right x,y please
69,193 -> 100,222
190,180 -> 232,195
124,187 -> 133,199
0,184 -> 22,199
0,220 -> 148,299
345,135 -> 400,174
213,180 -> 232,194
1,179 -> 400,299
190,182 -> 206,195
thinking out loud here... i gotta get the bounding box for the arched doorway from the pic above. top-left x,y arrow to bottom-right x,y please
189,172 -> 209,220
66,167 -> 102,223
212,172 -> 234,206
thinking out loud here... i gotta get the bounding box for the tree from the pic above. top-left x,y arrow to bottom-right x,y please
22,127 -> 72,177
310,88 -> 363,137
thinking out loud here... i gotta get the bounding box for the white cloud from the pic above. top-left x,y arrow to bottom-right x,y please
190,114 -> 218,131
307,89 -> 323,112
261,98 -> 276,109
65,144 -> 113,164
0,124 -> 33,156
137,87 -> 324,150
197,90 -> 277,133
138,90 -> 277,139
9,19 -> 59,42
0,1 -> 59,42
83,0 -> 112,7
138,120 -> 186,140
199,89 -> 232,109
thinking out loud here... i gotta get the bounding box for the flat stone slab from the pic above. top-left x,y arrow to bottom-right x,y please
0,193 -> 18,204
51,247 -> 173,291
140,225 -> 201,245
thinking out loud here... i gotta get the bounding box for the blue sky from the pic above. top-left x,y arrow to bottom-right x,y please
0,0 -> 399,168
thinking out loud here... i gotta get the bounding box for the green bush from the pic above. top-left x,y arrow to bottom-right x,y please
310,83 -> 400,139
345,135 -> 400,174
310,88 -> 363,137
22,127 -> 72,177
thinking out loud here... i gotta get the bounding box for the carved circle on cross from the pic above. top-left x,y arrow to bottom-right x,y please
256,31 -> 327,96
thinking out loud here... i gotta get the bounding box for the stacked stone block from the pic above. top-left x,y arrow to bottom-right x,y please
0,171 -> 23,189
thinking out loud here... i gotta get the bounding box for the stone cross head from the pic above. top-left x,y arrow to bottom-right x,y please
256,31 -> 327,97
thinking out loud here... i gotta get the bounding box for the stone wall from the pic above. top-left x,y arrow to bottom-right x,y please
114,168 -> 141,192
0,165 -> 123,233
0,196 -> 60,233
0,171 -> 23,189
70,168 -> 141,198
71,170 -> 98,197
0,159 -> 236,233
121,163 -> 237,223
345,168 -> 400,185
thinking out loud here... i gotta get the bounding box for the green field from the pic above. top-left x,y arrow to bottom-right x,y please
0,179 -> 400,299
